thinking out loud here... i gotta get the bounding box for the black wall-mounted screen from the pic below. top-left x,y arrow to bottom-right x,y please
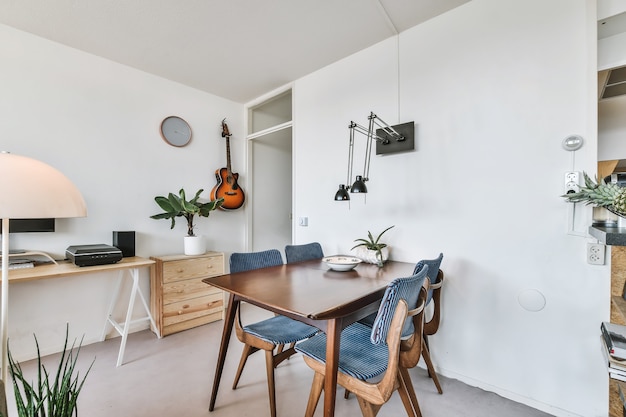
0,218 -> 55,233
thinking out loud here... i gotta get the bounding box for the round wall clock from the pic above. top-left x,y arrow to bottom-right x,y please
160,116 -> 192,147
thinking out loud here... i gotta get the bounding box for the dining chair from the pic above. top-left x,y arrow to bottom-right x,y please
281,242 -> 324,355
412,253 -> 444,394
296,267 -> 429,417
229,249 -> 319,417
284,242 -> 324,263
346,253 -> 444,402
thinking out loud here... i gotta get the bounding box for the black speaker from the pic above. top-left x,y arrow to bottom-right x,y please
112,231 -> 135,257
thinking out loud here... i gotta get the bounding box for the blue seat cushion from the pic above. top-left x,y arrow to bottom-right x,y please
244,315 -> 319,344
295,322 -> 388,380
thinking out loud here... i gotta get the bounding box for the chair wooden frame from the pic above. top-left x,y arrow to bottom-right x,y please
421,269 -> 444,394
302,285 -> 428,417
232,307 -> 301,417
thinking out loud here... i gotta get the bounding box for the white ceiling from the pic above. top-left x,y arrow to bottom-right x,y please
0,0 -> 471,103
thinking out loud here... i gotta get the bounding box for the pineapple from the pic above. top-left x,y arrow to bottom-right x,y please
564,172 -> 626,215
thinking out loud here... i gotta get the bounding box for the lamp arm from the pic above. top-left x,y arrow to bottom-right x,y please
351,122 -> 387,143
346,122 -> 356,188
363,116 -> 375,180
370,112 -> 404,142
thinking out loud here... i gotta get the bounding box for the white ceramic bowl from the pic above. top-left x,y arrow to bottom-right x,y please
323,256 -> 362,272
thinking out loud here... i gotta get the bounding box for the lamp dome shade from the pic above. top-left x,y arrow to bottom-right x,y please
0,152 -> 87,218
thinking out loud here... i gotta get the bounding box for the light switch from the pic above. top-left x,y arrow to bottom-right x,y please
298,217 -> 308,226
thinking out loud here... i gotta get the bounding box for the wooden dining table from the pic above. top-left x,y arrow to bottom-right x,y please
203,258 -> 416,417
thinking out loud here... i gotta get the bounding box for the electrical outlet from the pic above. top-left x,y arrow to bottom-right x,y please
587,243 -> 605,265
564,171 -> 580,195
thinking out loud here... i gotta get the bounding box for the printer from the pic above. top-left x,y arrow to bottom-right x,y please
66,244 -> 123,267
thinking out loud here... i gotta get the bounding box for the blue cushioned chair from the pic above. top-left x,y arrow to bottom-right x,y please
230,249 -> 319,417
284,242 -> 324,263
356,254 -> 444,395
296,267 -> 429,417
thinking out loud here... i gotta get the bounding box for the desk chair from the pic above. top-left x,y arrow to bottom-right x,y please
230,249 -> 319,417
296,267 -> 429,417
285,242 -> 324,263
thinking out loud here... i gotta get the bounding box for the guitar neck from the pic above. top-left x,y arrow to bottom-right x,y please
225,136 -> 232,174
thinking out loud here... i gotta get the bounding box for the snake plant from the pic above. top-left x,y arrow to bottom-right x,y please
5,325 -> 93,417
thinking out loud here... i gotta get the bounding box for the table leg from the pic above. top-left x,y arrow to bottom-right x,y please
209,293 -> 238,412
101,272 -> 124,341
101,268 -> 158,367
323,318 -> 342,417
115,271 -> 139,367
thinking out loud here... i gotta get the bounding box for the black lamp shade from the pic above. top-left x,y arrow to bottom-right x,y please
334,184 -> 350,201
351,175 -> 368,193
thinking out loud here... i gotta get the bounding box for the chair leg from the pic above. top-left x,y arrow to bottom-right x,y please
344,388 -> 351,399
265,350 -> 277,417
276,342 -> 297,360
399,367 -> 422,417
421,339 -> 443,394
233,343 -> 258,389
356,397 -> 382,417
304,372 -> 324,417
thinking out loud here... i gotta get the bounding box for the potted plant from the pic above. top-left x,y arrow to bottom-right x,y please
4,325 -> 93,417
150,188 -> 224,255
351,225 -> 394,267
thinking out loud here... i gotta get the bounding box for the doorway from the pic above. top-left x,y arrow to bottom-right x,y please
247,90 -> 293,252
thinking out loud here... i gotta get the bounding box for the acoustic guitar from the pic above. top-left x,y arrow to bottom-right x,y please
210,119 -> 245,210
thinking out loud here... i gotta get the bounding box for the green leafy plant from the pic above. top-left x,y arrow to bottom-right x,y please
351,225 -> 395,267
150,188 -> 224,236
5,325 -> 94,417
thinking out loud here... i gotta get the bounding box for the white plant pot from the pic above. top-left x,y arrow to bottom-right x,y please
351,246 -> 389,265
184,235 -> 206,256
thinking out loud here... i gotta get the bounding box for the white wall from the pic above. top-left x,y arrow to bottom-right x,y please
293,1 -> 604,416
0,24 -> 247,359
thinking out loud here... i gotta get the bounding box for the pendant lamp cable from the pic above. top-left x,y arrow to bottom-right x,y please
374,0 -> 401,123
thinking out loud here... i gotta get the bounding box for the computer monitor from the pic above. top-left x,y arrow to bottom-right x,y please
0,218 -> 55,233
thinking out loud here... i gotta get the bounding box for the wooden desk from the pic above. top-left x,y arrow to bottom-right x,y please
6,256 -> 157,366
203,259 -> 415,417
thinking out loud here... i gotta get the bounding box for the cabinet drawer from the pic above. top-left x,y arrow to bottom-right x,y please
162,292 -> 224,327
161,312 -> 223,337
163,279 -> 221,305
162,256 -> 222,283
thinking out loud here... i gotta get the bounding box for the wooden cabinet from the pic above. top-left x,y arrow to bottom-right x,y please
610,247 -> 626,416
150,252 -> 225,337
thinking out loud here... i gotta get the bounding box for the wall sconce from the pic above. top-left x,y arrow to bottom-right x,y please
334,112 -> 414,201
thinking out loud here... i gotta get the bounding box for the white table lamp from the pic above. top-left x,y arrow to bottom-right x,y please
0,152 -> 87,381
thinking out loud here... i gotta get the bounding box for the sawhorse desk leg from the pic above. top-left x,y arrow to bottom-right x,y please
101,267 -> 160,366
